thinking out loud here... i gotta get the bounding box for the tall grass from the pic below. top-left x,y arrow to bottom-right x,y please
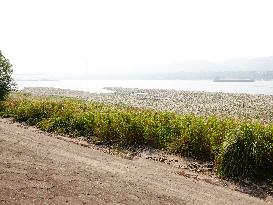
217,123 -> 273,180
1,94 -> 273,181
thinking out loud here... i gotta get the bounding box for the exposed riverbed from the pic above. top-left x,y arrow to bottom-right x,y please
22,87 -> 273,124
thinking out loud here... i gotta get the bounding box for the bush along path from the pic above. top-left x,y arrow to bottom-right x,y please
1,93 -> 273,182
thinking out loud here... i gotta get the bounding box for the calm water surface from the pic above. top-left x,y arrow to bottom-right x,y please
16,80 -> 273,95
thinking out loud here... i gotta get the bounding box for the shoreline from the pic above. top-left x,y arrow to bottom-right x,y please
22,86 -> 273,124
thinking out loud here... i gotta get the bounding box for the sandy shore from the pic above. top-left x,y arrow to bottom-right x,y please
22,87 -> 273,124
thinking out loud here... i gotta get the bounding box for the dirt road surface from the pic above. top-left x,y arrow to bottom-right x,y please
0,118 -> 270,205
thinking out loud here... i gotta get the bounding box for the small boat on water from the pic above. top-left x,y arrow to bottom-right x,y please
213,78 -> 255,82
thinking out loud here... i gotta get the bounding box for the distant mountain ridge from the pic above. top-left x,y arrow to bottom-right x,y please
221,57 -> 273,71
150,56 -> 273,73
14,56 -> 273,80
133,56 -> 273,80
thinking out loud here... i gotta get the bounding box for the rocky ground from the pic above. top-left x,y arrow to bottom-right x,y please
22,87 -> 273,124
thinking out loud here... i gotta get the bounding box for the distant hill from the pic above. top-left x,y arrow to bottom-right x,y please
221,57 -> 273,71
14,56 -> 273,80
148,56 -> 273,73
132,56 -> 273,80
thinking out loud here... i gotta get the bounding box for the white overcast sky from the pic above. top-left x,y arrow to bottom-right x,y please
1,0 -> 273,74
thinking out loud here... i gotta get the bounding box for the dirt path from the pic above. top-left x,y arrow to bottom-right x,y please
0,118 -> 270,205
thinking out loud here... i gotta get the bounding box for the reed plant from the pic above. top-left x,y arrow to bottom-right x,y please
217,123 -> 273,180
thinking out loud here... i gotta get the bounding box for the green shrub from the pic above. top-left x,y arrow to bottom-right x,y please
37,109 -> 75,134
142,111 -> 182,148
168,116 -> 212,159
36,99 -> 96,138
71,112 -> 95,137
206,117 -> 236,157
217,123 -> 273,180
94,110 -> 145,145
13,99 -> 51,125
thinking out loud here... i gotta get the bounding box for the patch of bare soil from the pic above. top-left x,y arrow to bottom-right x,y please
0,118 -> 272,205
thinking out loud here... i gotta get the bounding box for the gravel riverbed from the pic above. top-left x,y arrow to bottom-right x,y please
22,87 -> 273,124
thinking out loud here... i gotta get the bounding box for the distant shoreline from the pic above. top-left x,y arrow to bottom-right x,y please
213,78 -> 255,82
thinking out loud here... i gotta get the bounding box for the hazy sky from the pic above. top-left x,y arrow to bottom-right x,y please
1,0 -> 273,75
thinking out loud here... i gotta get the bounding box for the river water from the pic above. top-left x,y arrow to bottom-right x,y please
16,80 -> 273,95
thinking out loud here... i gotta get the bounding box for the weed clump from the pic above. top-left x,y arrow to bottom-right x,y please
216,123 -> 273,180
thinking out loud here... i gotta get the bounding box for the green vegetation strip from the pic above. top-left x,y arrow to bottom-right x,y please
1,94 -> 273,181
